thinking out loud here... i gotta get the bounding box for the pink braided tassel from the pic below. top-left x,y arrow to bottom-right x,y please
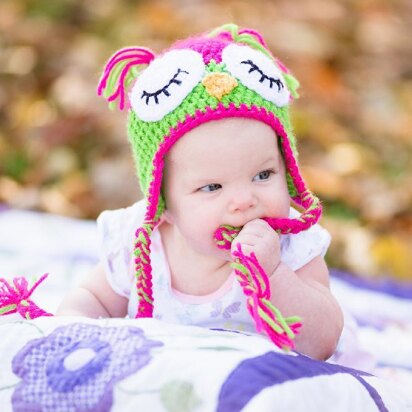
134,226 -> 154,318
0,274 -> 52,319
231,244 -> 302,350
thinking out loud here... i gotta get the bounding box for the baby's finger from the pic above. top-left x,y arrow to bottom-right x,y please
234,232 -> 262,246
241,219 -> 273,236
231,241 -> 254,257
231,234 -> 270,256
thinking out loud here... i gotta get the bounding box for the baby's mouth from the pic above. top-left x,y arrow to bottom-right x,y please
214,215 -> 289,250
214,224 -> 242,250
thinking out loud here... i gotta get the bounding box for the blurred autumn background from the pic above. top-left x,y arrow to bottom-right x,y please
1,0 -> 411,280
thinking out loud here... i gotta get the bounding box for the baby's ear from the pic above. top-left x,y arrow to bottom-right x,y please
162,209 -> 175,224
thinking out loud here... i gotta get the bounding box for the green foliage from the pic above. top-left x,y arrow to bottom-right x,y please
1,150 -> 31,181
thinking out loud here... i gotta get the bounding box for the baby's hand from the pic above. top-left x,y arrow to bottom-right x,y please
231,219 -> 281,276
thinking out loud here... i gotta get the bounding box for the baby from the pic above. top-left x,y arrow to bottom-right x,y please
57,24 -> 343,360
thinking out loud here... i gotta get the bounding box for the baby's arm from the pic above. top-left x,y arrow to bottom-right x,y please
56,262 -> 128,318
232,219 -> 343,360
270,256 -> 343,360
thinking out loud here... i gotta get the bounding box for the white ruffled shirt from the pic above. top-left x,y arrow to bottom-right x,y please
97,199 -> 331,332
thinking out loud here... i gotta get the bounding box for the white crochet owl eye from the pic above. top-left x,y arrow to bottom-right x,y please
222,44 -> 290,107
129,49 -> 205,122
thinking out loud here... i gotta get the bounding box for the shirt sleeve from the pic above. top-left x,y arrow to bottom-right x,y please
280,208 -> 331,271
96,200 -> 146,298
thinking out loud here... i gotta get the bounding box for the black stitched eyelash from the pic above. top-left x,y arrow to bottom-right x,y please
141,68 -> 189,105
241,60 -> 284,92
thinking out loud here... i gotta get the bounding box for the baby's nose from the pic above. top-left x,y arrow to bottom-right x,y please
201,72 -> 238,100
229,190 -> 257,213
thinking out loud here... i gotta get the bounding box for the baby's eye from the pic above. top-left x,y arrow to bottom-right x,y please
129,49 -> 205,122
221,44 -> 290,107
199,183 -> 222,193
253,170 -> 273,181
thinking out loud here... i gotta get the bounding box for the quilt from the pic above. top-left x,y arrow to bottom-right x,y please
0,206 -> 411,411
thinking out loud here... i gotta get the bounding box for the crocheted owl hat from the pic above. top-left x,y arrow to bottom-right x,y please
98,24 -> 322,320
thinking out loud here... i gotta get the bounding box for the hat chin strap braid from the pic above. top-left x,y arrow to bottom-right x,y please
134,224 -> 155,318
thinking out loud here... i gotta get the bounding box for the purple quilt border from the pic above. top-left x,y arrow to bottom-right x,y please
331,268 -> 412,300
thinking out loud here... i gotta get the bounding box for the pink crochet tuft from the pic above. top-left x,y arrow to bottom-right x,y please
0,274 -> 52,319
238,28 -> 268,47
97,47 -> 155,110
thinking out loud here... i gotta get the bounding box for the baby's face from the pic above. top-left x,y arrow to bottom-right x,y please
162,117 -> 290,260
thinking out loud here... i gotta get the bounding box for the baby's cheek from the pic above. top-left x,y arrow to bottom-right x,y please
186,224 -> 218,254
265,183 -> 290,216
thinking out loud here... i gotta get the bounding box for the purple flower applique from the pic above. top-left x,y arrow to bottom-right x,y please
211,301 -> 241,319
12,322 -> 162,412
123,246 -> 131,267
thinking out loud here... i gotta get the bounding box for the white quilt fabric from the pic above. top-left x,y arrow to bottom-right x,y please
1,207 -> 412,411
0,316 -> 410,412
